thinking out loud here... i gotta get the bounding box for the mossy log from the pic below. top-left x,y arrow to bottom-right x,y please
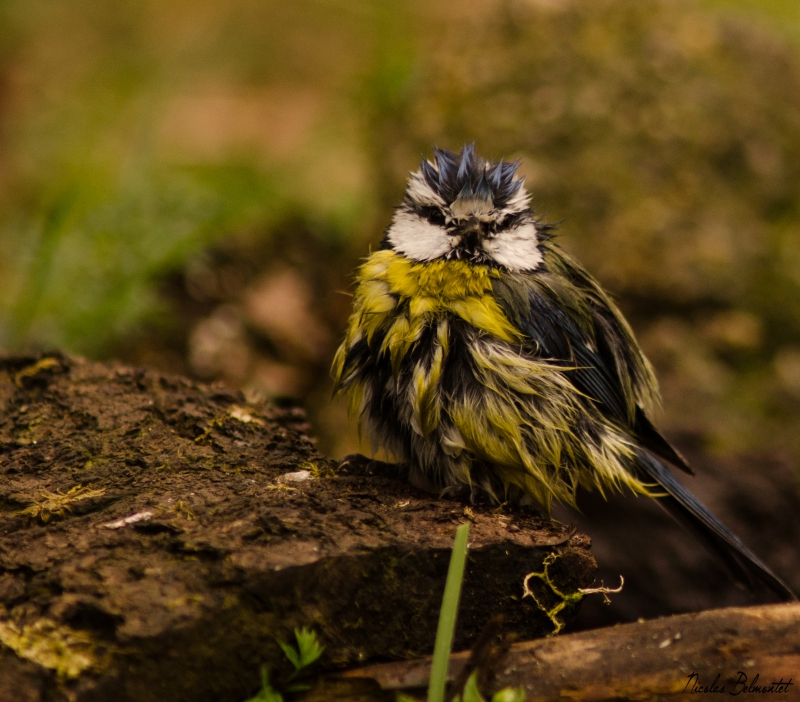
0,354 -> 596,702
344,603 -> 800,701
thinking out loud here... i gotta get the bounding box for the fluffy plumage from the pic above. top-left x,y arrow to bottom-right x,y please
333,145 -> 796,600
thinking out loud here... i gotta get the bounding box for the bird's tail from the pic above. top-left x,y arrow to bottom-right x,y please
635,450 -> 797,602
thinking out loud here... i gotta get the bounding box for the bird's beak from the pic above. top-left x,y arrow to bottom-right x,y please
460,219 -> 482,249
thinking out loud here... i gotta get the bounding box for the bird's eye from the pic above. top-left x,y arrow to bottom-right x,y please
420,207 -> 446,227
496,212 -> 524,231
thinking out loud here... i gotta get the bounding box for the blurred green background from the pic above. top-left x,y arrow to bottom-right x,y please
3,0 -> 800,470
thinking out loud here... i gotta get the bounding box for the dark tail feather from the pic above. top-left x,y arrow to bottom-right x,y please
635,450 -> 797,602
633,407 -> 694,475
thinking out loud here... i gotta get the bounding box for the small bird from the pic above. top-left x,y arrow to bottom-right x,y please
332,144 -> 796,600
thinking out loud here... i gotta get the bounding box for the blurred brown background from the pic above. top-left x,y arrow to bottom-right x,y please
2,0 -> 800,622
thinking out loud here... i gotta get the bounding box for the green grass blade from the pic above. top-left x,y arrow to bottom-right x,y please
428,521 -> 471,702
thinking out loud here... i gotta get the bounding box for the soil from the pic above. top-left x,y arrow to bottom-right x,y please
0,353 -> 596,702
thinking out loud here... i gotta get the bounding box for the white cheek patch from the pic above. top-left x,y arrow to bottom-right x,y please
406,171 -> 446,208
387,210 -> 454,262
482,223 -> 543,271
504,183 -> 532,213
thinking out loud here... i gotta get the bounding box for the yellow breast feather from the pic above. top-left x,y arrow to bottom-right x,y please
343,250 -> 521,360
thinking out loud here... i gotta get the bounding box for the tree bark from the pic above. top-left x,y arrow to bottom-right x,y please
0,353 -> 596,702
344,602 -> 800,700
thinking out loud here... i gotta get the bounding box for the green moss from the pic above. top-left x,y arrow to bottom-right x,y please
0,617 -> 106,679
19,485 -> 107,523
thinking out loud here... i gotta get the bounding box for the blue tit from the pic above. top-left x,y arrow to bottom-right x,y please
332,144 -> 796,600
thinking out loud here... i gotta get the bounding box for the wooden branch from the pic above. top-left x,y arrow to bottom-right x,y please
344,603 -> 800,700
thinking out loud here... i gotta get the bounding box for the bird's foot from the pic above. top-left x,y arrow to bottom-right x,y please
436,484 -> 496,506
336,453 -> 409,481
438,484 -> 472,501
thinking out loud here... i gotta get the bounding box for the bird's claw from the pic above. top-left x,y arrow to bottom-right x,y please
336,453 -> 408,480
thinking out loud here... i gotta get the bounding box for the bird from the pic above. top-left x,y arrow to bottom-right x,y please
331,144 -> 796,601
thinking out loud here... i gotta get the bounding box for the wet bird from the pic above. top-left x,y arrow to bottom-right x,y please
332,144 -> 796,600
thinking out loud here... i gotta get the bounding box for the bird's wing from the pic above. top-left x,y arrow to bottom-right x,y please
492,243 -> 693,474
492,244 -> 795,601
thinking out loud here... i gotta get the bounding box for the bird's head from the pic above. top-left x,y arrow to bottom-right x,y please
383,144 -> 545,271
